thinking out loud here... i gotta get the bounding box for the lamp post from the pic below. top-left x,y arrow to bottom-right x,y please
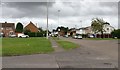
46,0 -> 49,39
58,10 -> 60,39
58,10 -> 60,26
80,20 -> 82,35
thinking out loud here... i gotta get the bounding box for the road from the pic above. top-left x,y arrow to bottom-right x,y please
2,37 -> 118,68
61,37 -> 118,61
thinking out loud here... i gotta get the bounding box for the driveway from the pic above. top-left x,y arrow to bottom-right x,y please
2,37 -> 118,68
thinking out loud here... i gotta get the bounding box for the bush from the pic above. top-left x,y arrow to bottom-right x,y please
111,29 -> 120,39
28,32 -> 44,37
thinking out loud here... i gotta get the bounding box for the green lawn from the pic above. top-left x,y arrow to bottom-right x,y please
2,37 -> 54,56
86,38 -> 118,40
53,37 -> 79,50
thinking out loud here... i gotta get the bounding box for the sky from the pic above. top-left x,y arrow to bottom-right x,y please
0,0 -> 119,31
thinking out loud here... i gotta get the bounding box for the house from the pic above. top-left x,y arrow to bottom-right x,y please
0,22 -> 15,37
76,28 -> 86,34
73,23 -> 115,38
75,26 -> 93,35
67,28 -> 76,36
95,24 -> 115,38
24,21 -> 39,32
103,24 -> 115,34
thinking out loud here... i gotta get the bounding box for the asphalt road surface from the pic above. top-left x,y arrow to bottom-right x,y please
2,37 -> 118,68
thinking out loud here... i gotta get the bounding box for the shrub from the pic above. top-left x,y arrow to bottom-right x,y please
111,29 -> 120,39
28,32 -> 44,37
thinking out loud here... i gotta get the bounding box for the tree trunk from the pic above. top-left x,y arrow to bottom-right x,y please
101,31 -> 104,38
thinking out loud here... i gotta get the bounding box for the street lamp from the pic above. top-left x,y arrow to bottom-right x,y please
80,20 -> 82,35
58,10 -> 60,39
46,0 -> 49,39
58,28 -> 60,39
58,10 -> 60,26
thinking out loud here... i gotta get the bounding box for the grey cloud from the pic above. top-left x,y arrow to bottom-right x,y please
0,1 -> 118,29
2,2 -> 55,18
99,2 -> 118,7
5,2 -> 54,8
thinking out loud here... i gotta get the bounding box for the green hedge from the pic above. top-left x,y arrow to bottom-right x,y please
111,29 -> 120,39
28,32 -> 44,37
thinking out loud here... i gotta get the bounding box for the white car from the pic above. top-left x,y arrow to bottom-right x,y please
88,35 -> 94,38
20,35 -> 29,38
18,34 -> 29,38
73,35 -> 82,39
9,34 -> 16,38
73,35 -> 77,39
64,35 -> 68,38
77,35 -> 82,39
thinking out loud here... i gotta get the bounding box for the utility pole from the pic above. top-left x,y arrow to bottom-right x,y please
46,0 -> 49,39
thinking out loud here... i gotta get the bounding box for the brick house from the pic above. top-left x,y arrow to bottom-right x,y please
24,21 -> 39,32
67,28 -> 76,36
0,22 -> 15,37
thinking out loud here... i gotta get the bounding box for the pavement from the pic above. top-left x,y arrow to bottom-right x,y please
2,37 -> 118,68
49,38 -> 64,52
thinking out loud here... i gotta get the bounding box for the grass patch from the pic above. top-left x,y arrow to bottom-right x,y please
2,37 -> 54,56
86,38 -> 118,40
53,37 -> 79,50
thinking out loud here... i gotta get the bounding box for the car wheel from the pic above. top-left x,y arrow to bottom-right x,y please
19,36 -> 22,38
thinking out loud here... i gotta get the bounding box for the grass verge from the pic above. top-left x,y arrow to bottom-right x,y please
2,37 -> 54,56
53,37 -> 79,50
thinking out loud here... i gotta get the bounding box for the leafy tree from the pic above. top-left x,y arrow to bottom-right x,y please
56,26 -> 69,35
23,29 -> 31,35
38,27 -> 43,32
91,18 -> 106,38
15,22 -> 23,33
52,29 -> 57,32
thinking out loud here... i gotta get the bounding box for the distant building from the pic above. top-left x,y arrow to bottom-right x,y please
0,22 -> 15,37
103,24 -> 115,34
76,24 -> 115,35
75,26 -> 93,35
24,21 -> 39,32
67,28 -> 76,36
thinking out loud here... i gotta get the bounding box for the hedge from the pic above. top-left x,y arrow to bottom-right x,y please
28,32 -> 44,37
111,29 -> 120,39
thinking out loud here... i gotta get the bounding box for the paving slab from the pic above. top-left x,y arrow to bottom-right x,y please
49,38 -> 64,52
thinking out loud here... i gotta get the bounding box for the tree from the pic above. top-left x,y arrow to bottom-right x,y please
91,18 -> 106,38
56,26 -> 69,35
38,27 -> 43,32
23,29 -> 31,35
15,22 -> 23,33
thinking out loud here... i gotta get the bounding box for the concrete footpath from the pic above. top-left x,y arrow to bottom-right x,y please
49,38 -> 64,53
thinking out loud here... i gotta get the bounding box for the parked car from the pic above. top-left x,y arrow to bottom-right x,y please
88,34 -> 94,38
18,33 -> 29,38
64,35 -> 68,38
0,32 -> 3,37
9,34 -> 16,38
73,35 -> 82,39
77,35 -> 82,39
73,35 -> 77,39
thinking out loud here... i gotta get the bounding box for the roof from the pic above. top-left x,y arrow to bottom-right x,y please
0,22 -> 15,27
24,21 -> 39,32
